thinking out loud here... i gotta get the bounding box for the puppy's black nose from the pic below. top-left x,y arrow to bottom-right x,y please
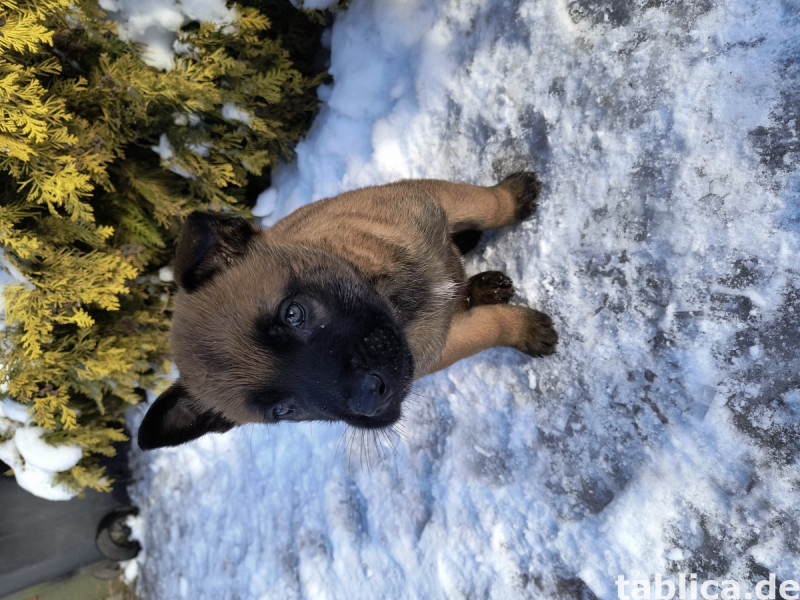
348,372 -> 389,417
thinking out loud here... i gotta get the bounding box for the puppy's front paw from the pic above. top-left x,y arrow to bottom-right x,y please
517,307 -> 558,357
499,171 -> 541,222
466,270 -> 515,307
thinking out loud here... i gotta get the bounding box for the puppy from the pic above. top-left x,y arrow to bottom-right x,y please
137,173 -> 557,449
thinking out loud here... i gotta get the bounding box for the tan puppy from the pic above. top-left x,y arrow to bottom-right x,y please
138,173 -> 557,449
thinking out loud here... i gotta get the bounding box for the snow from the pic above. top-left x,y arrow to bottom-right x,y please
0,423 -> 82,501
14,0 -> 800,594
13,426 -> 83,472
0,453 -> 77,501
0,399 -> 32,425
290,0 -> 340,10
150,133 -> 174,161
221,103 -> 253,125
98,0 -> 235,70
158,266 -> 174,283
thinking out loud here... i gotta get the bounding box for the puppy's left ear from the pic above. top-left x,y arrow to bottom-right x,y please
174,211 -> 257,292
137,381 -> 235,450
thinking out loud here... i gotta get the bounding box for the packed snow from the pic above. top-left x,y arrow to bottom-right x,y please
0,414 -> 84,501
20,0 -> 800,596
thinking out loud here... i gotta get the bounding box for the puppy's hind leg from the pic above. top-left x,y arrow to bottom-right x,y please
414,171 -> 542,233
419,304 -> 558,377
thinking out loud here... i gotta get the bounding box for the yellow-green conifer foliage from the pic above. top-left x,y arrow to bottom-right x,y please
1,0 -> 324,494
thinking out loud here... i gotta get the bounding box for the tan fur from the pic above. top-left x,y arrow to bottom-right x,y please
258,176 -> 551,378
141,173 -> 556,448
267,181 -> 467,376
422,305 -> 556,376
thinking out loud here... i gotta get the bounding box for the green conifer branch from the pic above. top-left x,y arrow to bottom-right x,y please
0,0 -> 329,495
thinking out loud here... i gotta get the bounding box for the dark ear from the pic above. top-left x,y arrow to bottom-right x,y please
174,211 -> 256,292
137,381 -> 235,450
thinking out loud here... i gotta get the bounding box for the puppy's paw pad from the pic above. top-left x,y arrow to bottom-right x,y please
499,171 -> 541,222
466,270 -> 515,306
518,308 -> 558,357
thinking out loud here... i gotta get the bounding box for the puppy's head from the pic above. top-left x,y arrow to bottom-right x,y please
138,212 -> 414,450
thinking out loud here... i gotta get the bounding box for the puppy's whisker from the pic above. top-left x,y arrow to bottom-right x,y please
371,430 -> 383,469
405,389 -> 431,405
377,429 -> 393,463
392,419 -> 409,442
373,433 -> 382,467
335,426 -> 347,461
367,430 -> 376,467
364,430 -> 374,472
358,429 -> 366,471
346,426 -> 356,471
368,432 -> 377,470
382,427 -> 400,455
375,430 -> 387,466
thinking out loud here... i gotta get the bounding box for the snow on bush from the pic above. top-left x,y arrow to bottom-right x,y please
0,416 -> 83,501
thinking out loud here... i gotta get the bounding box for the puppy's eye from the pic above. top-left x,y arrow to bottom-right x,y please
272,404 -> 294,420
284,302 -> 305,327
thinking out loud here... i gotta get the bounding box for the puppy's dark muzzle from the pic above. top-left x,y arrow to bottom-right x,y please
341,322 -> 412,427
348,372 -> 390,417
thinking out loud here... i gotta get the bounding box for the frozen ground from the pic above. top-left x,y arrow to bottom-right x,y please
125,0 -> 800,598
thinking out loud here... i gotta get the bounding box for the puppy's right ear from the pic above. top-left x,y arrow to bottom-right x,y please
174,211 -> 256,292
137,381 -> 235,450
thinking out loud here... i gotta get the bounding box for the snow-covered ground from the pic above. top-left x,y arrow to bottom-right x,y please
125,0 -> 800,598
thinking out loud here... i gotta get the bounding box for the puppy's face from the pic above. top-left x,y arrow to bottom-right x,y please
138,213 -> 413,450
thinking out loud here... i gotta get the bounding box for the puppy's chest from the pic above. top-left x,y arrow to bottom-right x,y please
370,261 -> 463,327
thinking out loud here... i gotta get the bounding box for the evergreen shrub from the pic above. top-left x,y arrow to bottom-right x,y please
0,0 -> 328,494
